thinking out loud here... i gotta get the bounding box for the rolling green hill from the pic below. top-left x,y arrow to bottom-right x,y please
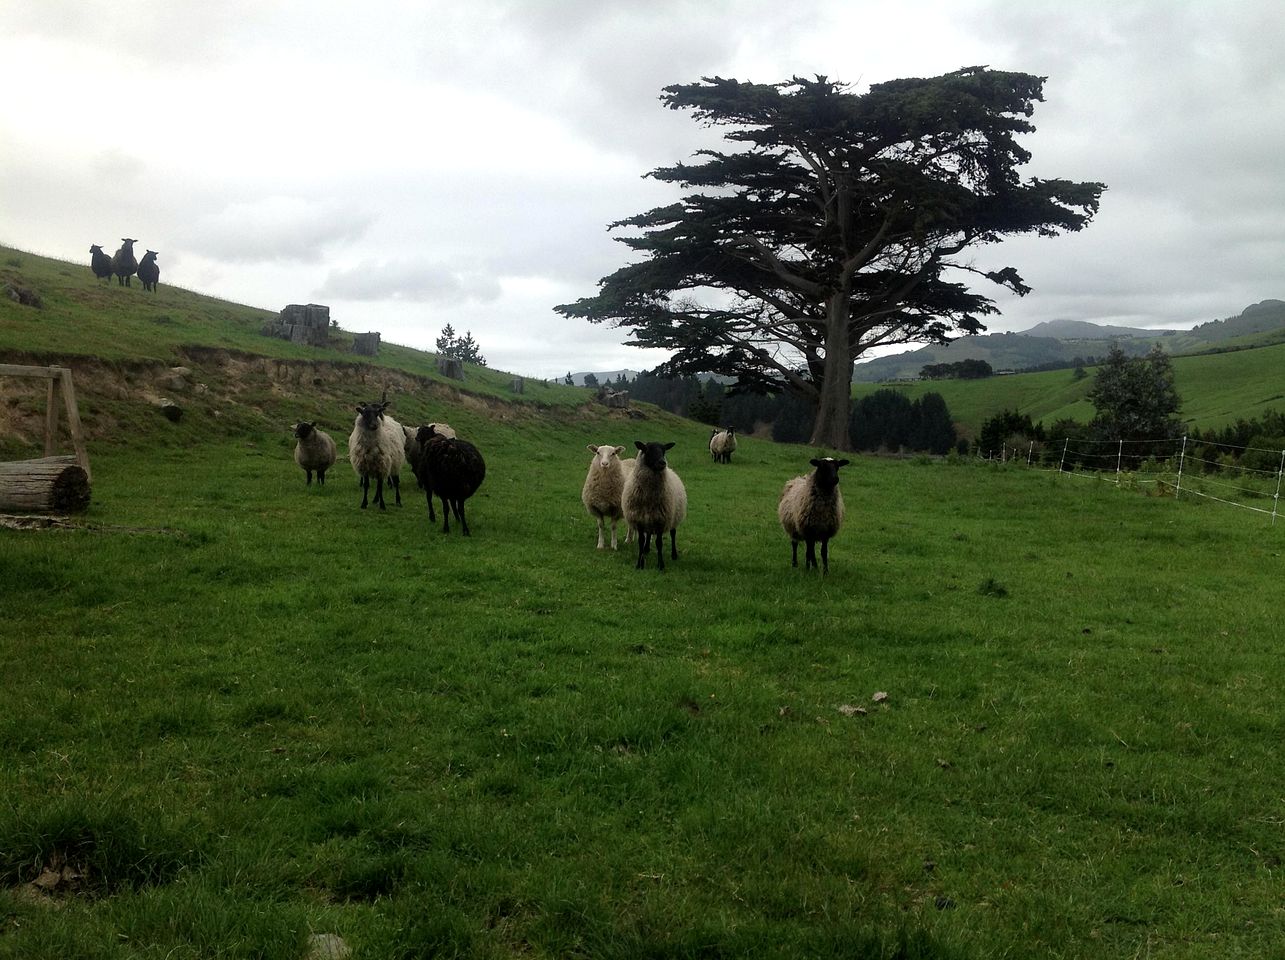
855,340 -> 1285,438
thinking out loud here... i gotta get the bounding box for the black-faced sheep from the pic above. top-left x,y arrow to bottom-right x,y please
778,457 -> 850,573
404,422 -> 456,490
710,427 -> 737,464
111,238 -> 138,286
293,421 -> 337,486
581,443 -> 629,550
623,440 -> 687,570
415,425 -> 485,535
348,399 -> 405,510
89,244 -> 113,282
136,250 -> 159,292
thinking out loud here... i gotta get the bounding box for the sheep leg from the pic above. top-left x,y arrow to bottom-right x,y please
391,473 -> 402,506
318,468 -> 326,486
595,516 -> 606,550
455,500 -> 470,536
424,487 -> 436,520
608,518 -> 618,551
820,539 -> 830,574
440,495 -> 451,533
805,539 -> 817,571
791,540 -> 798,567
305,469 -> 313,486
669,529 -> 678,560
655,532 -> 665,571
375,475 -> 386,510
636,531 -> 650,569
359,475 -> 369,509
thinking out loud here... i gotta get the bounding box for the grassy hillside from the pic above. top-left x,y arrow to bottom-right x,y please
0,245 -> 585,411
855,340 -> 1285,438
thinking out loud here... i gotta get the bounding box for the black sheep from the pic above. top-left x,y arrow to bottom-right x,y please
111,238 -> 138,286
89,244 -> 113,282
137,250 -> 159,292
415,425 -> 486,535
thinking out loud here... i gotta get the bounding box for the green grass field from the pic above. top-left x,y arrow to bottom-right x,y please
1,244 -> 1284,958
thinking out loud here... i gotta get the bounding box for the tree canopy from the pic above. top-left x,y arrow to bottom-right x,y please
556,67 -> 1105,449
1088,344 -> 1183,448
436,324 -> 487,367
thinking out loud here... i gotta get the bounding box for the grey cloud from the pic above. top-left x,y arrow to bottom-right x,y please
317,260 -> 502,305
183,197 -> 375,265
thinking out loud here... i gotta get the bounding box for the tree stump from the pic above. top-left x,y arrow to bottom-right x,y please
0,456 -> 91,513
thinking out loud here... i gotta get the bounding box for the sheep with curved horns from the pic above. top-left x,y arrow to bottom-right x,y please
777,457 -> 850,573
581,443 -> 630,550
293,421 -> 337,486
111,238 -> 138,286
709,427 -> 737,464
136,250 -> 160,292
622,440 -> 686,570
348,396 -> 404,510
415,425 -> 485,535
89,244 -> 113,282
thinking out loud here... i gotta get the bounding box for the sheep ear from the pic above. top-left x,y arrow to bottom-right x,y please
837,459 -> 850,468
634,441 -> 645,451
587,444 -> 599,453
354,406 -> 363,414
663,442 -> 675,450
810,458 -> 822,467
613,445 -> 625,456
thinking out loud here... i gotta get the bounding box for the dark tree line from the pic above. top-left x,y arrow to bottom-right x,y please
920,359 -> 994,380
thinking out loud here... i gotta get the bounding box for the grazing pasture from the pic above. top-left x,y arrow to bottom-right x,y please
2,415 -> 1282,959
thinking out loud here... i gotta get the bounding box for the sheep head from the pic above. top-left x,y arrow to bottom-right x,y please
293,421 -> 316,440
634,440 -> 674,473
587,443 -> 625,469
809,457 -> 850,490
355,401 -> 388,431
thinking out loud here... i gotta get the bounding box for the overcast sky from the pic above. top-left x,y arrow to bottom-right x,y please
2,1 -> 1283,378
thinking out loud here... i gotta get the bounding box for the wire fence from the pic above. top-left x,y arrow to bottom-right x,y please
983,435 -> 1285,526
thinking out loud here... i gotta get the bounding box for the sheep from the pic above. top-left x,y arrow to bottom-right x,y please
777,457 -> 850,573
415,425 -> 485,535
622,440 -> 687,570
348,398 -> 405,510
136,250 -> 159,292
710,427 -> 737,464
581,443 -> 630,550
404,422 -> 456,490
292,421 -> 337,486
89,244 -> 113,282
111,238 -> 138,286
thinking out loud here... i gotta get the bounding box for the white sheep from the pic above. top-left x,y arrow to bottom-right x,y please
581,443 -> 629,550
709,427 -> 737,463
777,457 -> 850,573
292,421 -> 337,486
622,440 -> 687,570
348,399 -> 405,510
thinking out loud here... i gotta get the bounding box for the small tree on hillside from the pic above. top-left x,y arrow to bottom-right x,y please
583,372 -> 600,389
436,325 -> 487,366
1088,344 -> 1182,457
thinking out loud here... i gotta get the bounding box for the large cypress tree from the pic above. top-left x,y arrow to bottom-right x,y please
556,68 -> 1105,449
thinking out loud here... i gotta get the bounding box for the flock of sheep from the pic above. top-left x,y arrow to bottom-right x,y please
293,402 -> 848,572
89,239 -> 159,292
580,429 -> 849,572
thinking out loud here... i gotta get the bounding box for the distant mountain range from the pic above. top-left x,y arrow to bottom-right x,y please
852,299 -> 1285,382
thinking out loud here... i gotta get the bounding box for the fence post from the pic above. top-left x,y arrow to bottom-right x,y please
1027,440 -> 1034,466
1059,438 -> 1069,474
1116,439 -> 1123,483
1176,436 -> 1187,500
1274,449 -> 1285,526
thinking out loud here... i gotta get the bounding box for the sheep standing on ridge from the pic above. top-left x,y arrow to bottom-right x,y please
89,244 -> 113,282
622,440 -> 687,571
111,238 -> 138,286
581,443 -> 629,550
136,250 -> 160,292
293,421 -> 337,486
415,425 -> 485,534
710,427 -> 737,464
777,457 -> 850,573
348,398 -> 405,510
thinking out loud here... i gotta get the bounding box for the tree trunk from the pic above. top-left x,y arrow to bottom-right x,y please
0,456 -> 91,513
808,298 -> 855,450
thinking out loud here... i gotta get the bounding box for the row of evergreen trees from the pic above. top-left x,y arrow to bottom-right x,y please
622,372 -> 959,454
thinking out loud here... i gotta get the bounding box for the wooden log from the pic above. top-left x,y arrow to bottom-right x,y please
0,456 -> 91,514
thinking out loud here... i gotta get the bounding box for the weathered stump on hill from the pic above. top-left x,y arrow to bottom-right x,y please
509,377 -> 524,394
352,332 -> 380,356
437,357 -> 464,380
0,456 -> 91,513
